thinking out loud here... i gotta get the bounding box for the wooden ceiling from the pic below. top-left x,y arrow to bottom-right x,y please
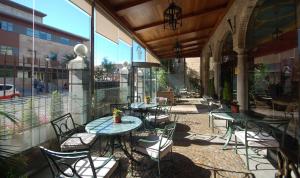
96,0 -> 234,59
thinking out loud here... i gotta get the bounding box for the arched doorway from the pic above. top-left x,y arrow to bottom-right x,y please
220,33 -> 237,102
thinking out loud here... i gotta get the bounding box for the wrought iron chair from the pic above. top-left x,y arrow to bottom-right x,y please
132,122 -> 176,178
234,117 -> 290,170
145,104 -> 172,128
51,113 -> 97,151
39,146 -> 119,178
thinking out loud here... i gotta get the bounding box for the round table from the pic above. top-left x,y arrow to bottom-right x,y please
85,116 -> 142,161
130,102 -> 157,110
86,116 -> 142,136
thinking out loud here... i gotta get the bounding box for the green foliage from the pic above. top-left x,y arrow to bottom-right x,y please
208,79 -> 215,97
113,108 -> 122,116
222,81 -> 232,103
50,91 -> 63,120
94,66 -> 104,81
157,68 -> 168,91
61,53 -> 76,65
102,58 -> 115,73
21,99 -> 38,128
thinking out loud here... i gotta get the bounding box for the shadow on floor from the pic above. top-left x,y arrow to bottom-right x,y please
132,152 -> 212,178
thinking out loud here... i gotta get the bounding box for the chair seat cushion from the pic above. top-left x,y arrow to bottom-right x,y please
146,114 -> 169,123
235,131 -> 279,148
61,133 -> 97,151
63,156 -> 118,178
134,135 -> 173,159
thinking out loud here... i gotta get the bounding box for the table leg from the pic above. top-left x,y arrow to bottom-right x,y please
223,121 -> 233,150
118,135 -> 139,164
110,137 -> 115,155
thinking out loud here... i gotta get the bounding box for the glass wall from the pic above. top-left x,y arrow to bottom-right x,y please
94,33 -> 132,117
246,0 -> 299,162
0,0 -> 91,154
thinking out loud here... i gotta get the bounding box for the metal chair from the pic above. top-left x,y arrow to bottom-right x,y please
234,117 -> 290,170
132,122 -> 176,178
51,113 -> 97,151
145,105 -> 172,128
39,146 -> 119,178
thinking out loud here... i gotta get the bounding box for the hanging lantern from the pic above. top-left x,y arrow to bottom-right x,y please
164,1 -> 182,31
174,40 -> 182,59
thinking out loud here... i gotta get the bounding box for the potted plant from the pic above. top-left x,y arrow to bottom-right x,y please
222,81 -> 232,106
145,96 -> 151,104
231,100 -> 239,113
112,108 -> 122,123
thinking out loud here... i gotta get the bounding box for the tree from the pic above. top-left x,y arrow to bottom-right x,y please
102,57 -> 115,73
157,68 -> 168,91
61,53 -> 76,65
94,66 -> 104,81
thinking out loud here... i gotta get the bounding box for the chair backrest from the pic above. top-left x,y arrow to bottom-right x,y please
159,122 -> 176,149
51,113 -> 76,143
39,146 -> 96,178
208,101 -> 221,112
244,118 -> 290,147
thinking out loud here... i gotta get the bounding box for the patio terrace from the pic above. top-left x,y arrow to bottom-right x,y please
0,0 -> 299,178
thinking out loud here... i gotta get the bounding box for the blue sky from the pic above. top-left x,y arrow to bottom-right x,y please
11,0 -> 145,65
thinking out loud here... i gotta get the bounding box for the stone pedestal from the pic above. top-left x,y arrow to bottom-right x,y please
67,44 -> 90,124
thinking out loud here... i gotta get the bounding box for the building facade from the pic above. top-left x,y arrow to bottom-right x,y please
0,0 -> 89,95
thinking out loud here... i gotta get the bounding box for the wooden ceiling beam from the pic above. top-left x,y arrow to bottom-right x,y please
153,42 -> 205,52
133,5 -> 227,32
160,51 -> 201,58
115,0 -> 152,12
157,47 -> 202,56
95,0 -> 159,59
145,27 -> 213,44
149,37 -> 207,48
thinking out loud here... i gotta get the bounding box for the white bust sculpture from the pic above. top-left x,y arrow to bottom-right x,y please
68,44 -> 88,69
73,44 -> 88,61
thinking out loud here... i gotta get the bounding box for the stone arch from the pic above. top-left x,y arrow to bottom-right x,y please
236,0 -> 259,50
213,30 -> 232,63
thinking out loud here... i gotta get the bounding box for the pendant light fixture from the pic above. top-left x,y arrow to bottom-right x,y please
164,0 -> 182,31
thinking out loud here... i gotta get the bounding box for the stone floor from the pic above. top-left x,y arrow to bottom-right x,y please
31,98 -> 277,178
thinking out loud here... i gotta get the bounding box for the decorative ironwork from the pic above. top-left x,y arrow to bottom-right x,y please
164,1 -> 182,31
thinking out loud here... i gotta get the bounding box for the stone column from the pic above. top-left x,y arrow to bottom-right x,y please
202,55 -> 210,95
214,61 -> 221,99
200,56 -> 204,96
68,44 -> 90,124
236,49 -> 248,111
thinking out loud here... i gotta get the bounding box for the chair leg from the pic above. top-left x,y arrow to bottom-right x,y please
234,135 -> 237,154
211,116 -> 214,133
245,145 -> 250,170
208,114 -> 211,127
157,160 -> 161,178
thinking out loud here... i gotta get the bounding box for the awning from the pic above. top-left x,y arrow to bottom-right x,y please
146,51 -> 160,64
95,10 -> 118,43
69,0 -> 92,15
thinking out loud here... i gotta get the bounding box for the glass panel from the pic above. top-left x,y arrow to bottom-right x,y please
0,0 -> 91,155
133,40 -> 145,62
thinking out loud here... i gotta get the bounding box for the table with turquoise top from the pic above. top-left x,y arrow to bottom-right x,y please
130,102 -> 157,110
85,116 -> 142,162
210,109 -> 240,149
